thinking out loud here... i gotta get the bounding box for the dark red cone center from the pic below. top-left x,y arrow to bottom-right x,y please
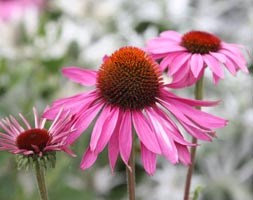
181,31 -> 221,54
16,128 -> 50,151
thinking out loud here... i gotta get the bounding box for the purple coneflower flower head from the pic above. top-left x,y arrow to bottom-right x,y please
44,46 -> 227,175
146,30 -> 248,88
0,0 -> 44,22
0,107 -> 76,169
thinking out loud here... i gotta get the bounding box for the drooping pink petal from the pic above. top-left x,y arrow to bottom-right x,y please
90,106 -> 111,151
224,58 -> 237,75
221,42 -> 245,58
132,111 -> 161,154
169,99 -> 228,129
161,89 -> 220,107
108,112 -> 123,172
181,122 -> 212,141
119,110 -> 132,165
212,73 -> 221,85
176,143 -> 191,165
66,102 -> 103,145
108,130 -> 120,172
152,107 -> 193,146
219,49 -> 248,73
94,107 -> 119,153
62,67 -> 97,86
80,147 -> 98,170
169,52 -> 191,76
204,54 -> 225,79
140,143 -> 157,175
146,108 -> 178,163
159,99 -> 212,132
170,64 -> 189,83
43,91 -> 97,119
190,54 -> 204,78
209,52 -> 227,63
160,52 -> 181,71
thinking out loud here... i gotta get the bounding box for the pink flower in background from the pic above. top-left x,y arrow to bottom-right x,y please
0,0 -> 44,21
0,107 -> 76,157
44,47 -> 227,175
146,30 -> 248,88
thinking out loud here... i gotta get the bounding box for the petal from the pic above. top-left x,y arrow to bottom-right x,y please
212,73 -> 221,85
176,143 -> 191,165
149,45 -> 186,54
190,54 -> 204,78
94,107 -> 120,153
108,131 -> 120,172
169,52 -> 191,76
170,60 -> 191,83
43,91 -> 97,119
159,99 -> 213,132
150,53 -> 169,60
152,107 -> 193,146
224,58 -> 237,75
146,108 -> 178,163
140,143 -> 157,175
159,52 -> 181,71
181,122 -> 212,141
161,90 -> 220,107
90,105 -> 111,151
204,54 -> 224,79
80,147 -> 98,170
62,67 -> 97,86
119,110 -> 132,165
221,42 -> 245,57
132,111 -> 161,154
167,75 -> 197,88
169,99 -> 228,129
66,102 -> 103,145
209,52 -> 227,63
160,31 -> 182,42
146,37 -> 173,49
219,49 -> 248,73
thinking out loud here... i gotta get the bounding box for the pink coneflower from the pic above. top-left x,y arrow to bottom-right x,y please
44,47 -> 227,175
0,107 -> 76,160
146,30 -> 248,88
0,0 -> 44,21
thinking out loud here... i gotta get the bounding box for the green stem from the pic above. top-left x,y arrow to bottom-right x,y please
126,143 -> 136,200
34,160 -> 49,200
183,77 -> 204,200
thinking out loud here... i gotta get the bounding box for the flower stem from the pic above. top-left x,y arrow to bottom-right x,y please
126,145 -> 136,200
183,77 -> 204,200
34,160 -> 49,200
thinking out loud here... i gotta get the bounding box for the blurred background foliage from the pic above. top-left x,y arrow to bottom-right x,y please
0,0 -> 252,199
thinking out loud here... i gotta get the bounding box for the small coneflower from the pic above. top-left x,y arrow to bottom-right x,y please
0,107 -> 76,200
44,46 -> 227,175
146,30 -> 248,88
0,107 -> 76,169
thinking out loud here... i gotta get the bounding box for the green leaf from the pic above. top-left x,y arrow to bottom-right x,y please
192,186 -> 203,200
